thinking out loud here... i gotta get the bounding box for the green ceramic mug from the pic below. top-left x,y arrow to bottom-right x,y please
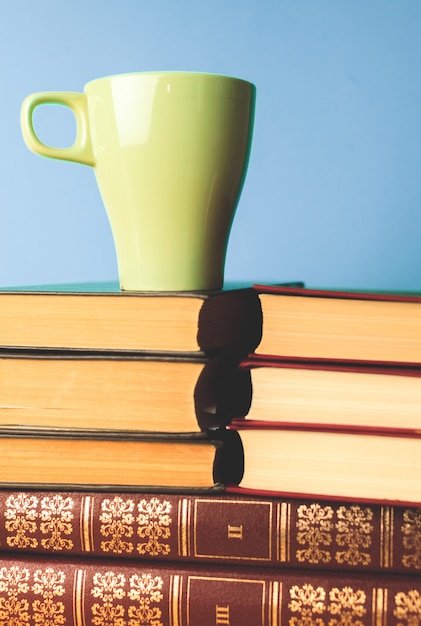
20,72 -> 256,291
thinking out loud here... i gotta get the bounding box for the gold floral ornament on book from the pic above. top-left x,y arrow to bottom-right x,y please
288,585 -> 421,626
2,493 -> 175,558
293,503 -> 421,571
5,493 -> 74,552
99,497 -> 172,557
91,571 -> 164,626
401,509 -> 421,569
288,584 -> 367,626
1,493 -> 421,574
394,590 -> 421,626
0,566 -> 66,625
295,504 -> 374,567
0,566 -> 165,626
0,563 -> 419,625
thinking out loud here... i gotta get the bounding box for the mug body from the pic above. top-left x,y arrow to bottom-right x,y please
85,72 -> 255,291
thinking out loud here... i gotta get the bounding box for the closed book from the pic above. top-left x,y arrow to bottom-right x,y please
0,282 -> 262,355
0,555 -> 418,626
240,355 -> 421,434
0,348 -> 250,433
0,489 -> 419,575
0,426 -> 242,492
2,413 -> 419,505
227,421 -> 421,506
254,284 -> 421,363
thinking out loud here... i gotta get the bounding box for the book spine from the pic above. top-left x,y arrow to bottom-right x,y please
0,490 -> 420,575
0,555 -> 418,625
253,283 -> 421,303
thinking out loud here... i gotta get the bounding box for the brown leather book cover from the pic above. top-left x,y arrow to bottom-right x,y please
0,490 -> 419,575
0,554 -> 418,625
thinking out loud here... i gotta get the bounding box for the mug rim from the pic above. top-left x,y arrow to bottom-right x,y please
85,71 -> 255,88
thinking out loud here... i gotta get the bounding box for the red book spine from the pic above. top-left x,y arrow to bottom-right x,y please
253,283 -> 421,303
0,554 -> 418,625
0,490 -> 420,575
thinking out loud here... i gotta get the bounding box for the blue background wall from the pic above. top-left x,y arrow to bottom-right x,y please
1,0 -> 421,291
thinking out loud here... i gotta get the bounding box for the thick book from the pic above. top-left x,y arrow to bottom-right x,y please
254,284 -> 421,363
0,426 -> 242,492
0,282 -> 262,355
5,423 -> 419,504
0,489 -> 419,575
0,554 -> 418,625
227,421 -> 421,506
240,355 -> 421,434
0,348 -> 251,433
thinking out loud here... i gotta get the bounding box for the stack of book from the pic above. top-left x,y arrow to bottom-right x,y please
234,283 -> 421,503
0,282 -> 420,624
0,283 -> 264,491
228,283 -> 420,623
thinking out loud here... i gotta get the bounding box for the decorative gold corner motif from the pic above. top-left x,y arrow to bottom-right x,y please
137,498 -> 172,557
335,506 -> 373,567
401,509 -> 421,570
295,504 -> 334,564
394,590 -> 421,626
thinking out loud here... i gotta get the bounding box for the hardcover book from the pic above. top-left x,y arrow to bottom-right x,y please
0,426 -> 242,493
227,421 -> 421,506
0,554 -> 418,625
0,348 -> 250,433
240,355 -> 421,434
0,423 -> 420,505
0,282 -> 262,355
0,489 -> 419,575
254,284 -> 421,363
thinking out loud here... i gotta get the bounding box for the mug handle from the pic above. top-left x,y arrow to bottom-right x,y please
20,92 -> 95,166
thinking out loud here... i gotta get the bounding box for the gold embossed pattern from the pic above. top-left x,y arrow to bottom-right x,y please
295,504 -> 375,567
91,571 -> 164,626
401,510 -> 421,570
0,494 -> 420,574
